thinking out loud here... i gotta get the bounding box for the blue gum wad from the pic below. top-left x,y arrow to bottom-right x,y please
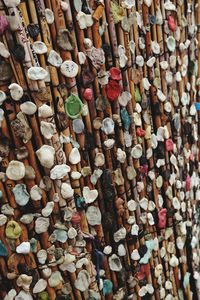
103,279 -> 113,295
139,239 -> 156,264
0,240 -> 8,256
121,108 -> 131,131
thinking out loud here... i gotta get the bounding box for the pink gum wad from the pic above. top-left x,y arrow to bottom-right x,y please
158,208 -> 167,229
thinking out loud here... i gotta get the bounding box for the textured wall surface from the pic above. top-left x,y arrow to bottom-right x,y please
0,0 -> 199,299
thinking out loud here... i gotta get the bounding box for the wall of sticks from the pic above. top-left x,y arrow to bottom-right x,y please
0,0 -> 199,299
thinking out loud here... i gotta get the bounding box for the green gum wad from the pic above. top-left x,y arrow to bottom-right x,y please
64,94 -> 83,119
110,1 -> 125,24
135,87 -> 141,102
38,291 -> 49,300
30,238 -> 38,253
5,221 -> 22,239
